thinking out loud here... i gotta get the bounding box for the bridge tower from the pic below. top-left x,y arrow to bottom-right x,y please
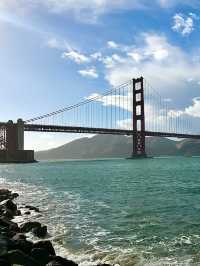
6,119 -> 24,152
0,119 -> 34,163
132,77 -> 147,158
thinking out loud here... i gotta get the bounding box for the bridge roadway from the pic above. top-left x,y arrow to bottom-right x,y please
1,122 -> 200,139
23,123 -> 200,139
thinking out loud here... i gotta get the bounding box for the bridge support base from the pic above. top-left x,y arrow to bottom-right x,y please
127,154 -> 148,159
0,150 -> 35,163
132,153 -> 147,158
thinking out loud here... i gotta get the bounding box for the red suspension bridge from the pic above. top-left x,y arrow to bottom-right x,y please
0,77 -> 200,162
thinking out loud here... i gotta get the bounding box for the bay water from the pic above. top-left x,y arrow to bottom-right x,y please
1,157 -> 200,265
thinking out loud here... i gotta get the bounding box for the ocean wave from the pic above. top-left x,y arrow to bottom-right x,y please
0,176 -> 199,266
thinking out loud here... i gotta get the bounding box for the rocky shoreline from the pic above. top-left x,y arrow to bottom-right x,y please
0,188 -> 111,266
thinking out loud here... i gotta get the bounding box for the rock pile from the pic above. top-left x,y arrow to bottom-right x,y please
0,189 -> 112,266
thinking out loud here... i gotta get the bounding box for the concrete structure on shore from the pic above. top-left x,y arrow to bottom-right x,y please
0,119 -> 35,163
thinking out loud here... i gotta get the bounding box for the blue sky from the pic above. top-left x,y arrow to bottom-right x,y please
1,0 -> 200,150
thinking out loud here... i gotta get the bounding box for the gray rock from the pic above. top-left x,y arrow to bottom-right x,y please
0,189 -> 12,202
15,209 -> 21,216
25,205 -> 40,212
0,217 -> 19,232
0,235 -> 9,256
31,248 -> 50,265
6,249 -> 39,266
32,225 -> 47,238
11,192 -> 19,199
33,240 -> 56,256
9,239 -> 33,254
2,209 -> 14,220
20,221 -> 41,233
0,199 -> 17,214
0,258 -> 11,266
47,261 -> 62,266
97,264 -> 112,266
12,233 -> 26,241
49,256 -> 78,266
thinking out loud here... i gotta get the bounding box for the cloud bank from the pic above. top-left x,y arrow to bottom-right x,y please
1,0 -> 200,22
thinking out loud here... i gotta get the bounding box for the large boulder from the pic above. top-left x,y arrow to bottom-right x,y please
0,199 -> 17,211
0,235 -> 9,256
0,199 -> 19,221
10,192 -> 19,199
12,233 -> 26,241
47,261 -> 62,266
0,189 -> 12,202
25,205 -> 40,212
8,239 -> 34,254
49,256 -> 78,266
32,225 -> 47,238
0,189 -> 19,202
5,249 -> 39,266
33,240 -> 56,256
2,209 -> 15,220
0,217 -> 19,232
30,248 -> 50,265
0,258 -> 11,266
97,264 -> 112,266
20,221 -> 42,233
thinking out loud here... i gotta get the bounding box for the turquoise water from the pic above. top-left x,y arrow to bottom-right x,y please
1,157 -> 200,265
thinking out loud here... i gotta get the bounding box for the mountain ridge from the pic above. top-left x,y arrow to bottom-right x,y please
35,135 -> 200,160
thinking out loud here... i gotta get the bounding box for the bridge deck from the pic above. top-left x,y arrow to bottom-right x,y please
24,124 -> 200,139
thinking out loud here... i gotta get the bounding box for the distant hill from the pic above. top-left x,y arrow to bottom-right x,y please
35,135 -> 200,160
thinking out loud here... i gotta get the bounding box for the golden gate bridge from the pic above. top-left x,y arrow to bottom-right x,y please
0,77 -> 200,162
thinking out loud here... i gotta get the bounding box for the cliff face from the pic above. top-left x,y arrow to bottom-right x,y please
35,135 -> 200,160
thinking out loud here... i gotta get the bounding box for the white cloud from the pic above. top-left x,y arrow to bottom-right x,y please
90,52 -> 102,60
126,34 -> 170,64
164,98 -> 172,102
86,88 -> 132,110
0,0 -> 32,14
187,77 -> 194,83
62,50 -> 90,64
78,67 -> 98,78
102,56 -> 115,69
46,38 -> 72,51
102,54 -> 126,69
102,33 -> 200,97
107,41 -> 119,49
85,93 -> 101,100
2,0 -> 199,23
0,0 -> 140,23
117,119 -> 132,130
127,52 -> 143,62
144,33 -> 169,60
107,40 -> 132,53
184,97 -> 200,117
172,13 -> 195,36
159,0 -> 199,8
47,38 -> 61,49
162,97 -> 200,118
189,12 -> 199,20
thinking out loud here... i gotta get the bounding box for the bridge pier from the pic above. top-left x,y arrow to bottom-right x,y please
131,77 -> 147,158
0,119 -> 35,163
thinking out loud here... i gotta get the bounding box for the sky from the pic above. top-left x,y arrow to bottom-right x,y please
1,0 -> 200,150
